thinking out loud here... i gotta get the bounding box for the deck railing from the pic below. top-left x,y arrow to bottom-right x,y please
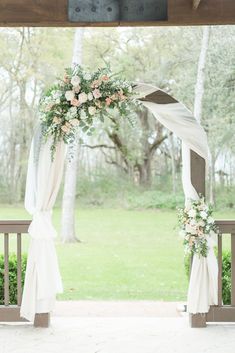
206,220 -> 235,323
0,220 -> 49,327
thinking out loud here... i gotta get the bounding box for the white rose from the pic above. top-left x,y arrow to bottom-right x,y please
71,75 -> 81,86
200,211 -> 208,219
69,106 -> 77,115
198,220 -> 205,227
93,88 -> 102,99
188,209 -> 196,218
88,106 -> 96,115
84,73 -> 91,80
88,92 -> 93,101
79,92 -> 88,103
186,223 -> 197,235
65,90 -> 74,101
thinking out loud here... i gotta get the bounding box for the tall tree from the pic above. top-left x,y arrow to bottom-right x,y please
61,28 -> 84,243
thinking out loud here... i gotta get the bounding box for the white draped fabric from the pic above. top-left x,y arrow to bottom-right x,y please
135,84 -> 218,314
21,83 -> 217,322
20,132 -> 67,322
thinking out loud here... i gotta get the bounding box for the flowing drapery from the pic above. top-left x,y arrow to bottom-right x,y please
21,83 -> 217,321
20,131 -> 67,321
135,84 -> 218,314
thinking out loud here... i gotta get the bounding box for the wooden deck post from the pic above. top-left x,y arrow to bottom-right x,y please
189,150 -> 206,327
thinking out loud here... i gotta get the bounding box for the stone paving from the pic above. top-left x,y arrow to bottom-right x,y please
0,302 -> 235,353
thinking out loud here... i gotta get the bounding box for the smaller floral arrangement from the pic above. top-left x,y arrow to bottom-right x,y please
39,65 -> 135,158
178,196 -> 218,257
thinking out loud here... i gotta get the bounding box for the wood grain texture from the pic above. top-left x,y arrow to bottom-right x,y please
0,0 -> 234,26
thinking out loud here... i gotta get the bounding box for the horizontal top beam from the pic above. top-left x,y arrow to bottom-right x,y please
0,0 -> 235,26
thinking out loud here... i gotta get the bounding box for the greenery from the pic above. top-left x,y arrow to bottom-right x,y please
40,64 -> 134,158
0,207 -> 234,302
222,251 -> 231,305
0,27 -> 234,203
0,253 -> 27,305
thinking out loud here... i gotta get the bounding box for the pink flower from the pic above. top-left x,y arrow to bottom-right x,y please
61,124 -> 70,134
91,79 -> 100,89
71,98 -> 80,107
101,75 -> 109,81
93,88 -> 102,99
105,97 -> 112,106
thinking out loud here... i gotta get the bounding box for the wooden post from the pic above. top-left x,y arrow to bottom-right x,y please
34,313 -> 50,328
189,150 -> 206,327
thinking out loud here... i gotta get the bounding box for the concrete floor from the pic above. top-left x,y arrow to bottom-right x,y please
0,303 -> 235,353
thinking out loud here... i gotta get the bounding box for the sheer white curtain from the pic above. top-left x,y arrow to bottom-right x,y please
21,83 -> 217,321
138,85 -> 218,314
21,131 -> 67,321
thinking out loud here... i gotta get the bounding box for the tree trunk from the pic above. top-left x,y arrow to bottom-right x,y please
169,132 -> 176,194
193,26 -> 210,201
194,26 -> 210,123
61,28 -> 84,243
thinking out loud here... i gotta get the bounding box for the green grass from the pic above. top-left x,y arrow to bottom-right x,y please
0,206 -> 234,301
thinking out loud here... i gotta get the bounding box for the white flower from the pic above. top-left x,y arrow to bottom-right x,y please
128,86 -> 133,93
93,88 -> 102,99
208,216 -> 214,224
188,209 -> 196,218
186,223 -> 197,235
79,92 -> 88,103
88,106 -> 96,115
198,220 -> 205,227
69,106 -> 77,116
65,90 -> 74,101
84,73 -> 91,80
70,118 -> 79,126
200,211 -> 208,219
88,92 -> 93,101
71,75 -> 81,86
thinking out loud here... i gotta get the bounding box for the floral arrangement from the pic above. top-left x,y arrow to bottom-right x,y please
39,65 -> 135,157
178,196 -> 218,257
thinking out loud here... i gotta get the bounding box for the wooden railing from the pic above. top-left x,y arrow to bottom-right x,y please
206,220 -> 235,323
0,220 -> 49,327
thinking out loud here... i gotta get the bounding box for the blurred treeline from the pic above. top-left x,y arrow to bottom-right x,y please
0,26 -> 234,209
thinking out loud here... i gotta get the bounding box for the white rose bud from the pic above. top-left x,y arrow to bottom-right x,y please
79,92 -> 88,104
71,75 -> 81,86
88,106 -> 96,115
65,90 -> 74,101
88,92 -> 93,101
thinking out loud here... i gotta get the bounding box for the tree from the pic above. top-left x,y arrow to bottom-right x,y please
61,28 -> 84,243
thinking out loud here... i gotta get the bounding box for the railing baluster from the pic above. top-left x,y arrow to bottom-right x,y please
218,233 -> 223,306
4,233 -> 9,306
231,234 -> 235,306
17,233 -> 22,306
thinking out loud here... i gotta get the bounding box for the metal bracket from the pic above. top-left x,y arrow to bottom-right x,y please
68,0 -> 168,23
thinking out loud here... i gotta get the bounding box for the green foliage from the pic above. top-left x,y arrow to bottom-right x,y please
0,254 -> 27,305
75,171 -> 185,209
184,251 -> 231,305
222,251 -> 231,305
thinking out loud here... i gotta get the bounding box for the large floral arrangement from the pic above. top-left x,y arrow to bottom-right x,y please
178,197 -> 218,257
39,65 -> 135,157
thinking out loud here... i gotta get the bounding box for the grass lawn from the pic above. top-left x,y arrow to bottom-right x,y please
0,206 -> 234,301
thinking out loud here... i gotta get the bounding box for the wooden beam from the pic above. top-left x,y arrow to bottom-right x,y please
0,0 -> 235,26
192,0 -> 202,10
189,150 -> 206,328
